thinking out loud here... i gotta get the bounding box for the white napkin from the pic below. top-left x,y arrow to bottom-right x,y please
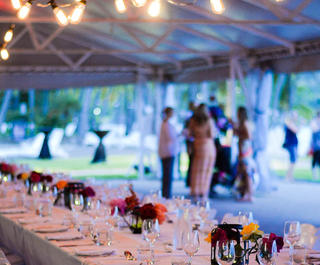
0,208 -> 27,214
19,217 -> 51,224
33,224 -> 69,233
75,246 -> 115,257
46,232 -> 83,241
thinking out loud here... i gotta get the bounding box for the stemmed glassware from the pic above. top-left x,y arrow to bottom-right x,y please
284,221 -> 301,265
71,193 -> 84,213
217,241 -> 236,265
105,206 -> 118,246
182,229 -> 200,265
142,219 -> 160,264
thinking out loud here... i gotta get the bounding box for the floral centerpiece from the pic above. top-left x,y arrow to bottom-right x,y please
0,162 -> 13,182
109,188 -> 167,234
40,174 -> 53,193
27,171 -> 42,195
257,233 -> 284,265
79,186 -> 96,211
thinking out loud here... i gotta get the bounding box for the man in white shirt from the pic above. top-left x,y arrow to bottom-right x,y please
158,107 -> 178,198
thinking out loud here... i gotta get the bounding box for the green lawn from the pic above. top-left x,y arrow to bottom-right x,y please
14,155 -> 139,180
14,154 -> 318,182
274,169 -> 319,182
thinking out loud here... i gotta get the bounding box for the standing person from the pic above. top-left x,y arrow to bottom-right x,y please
184,101 -> 196,187
233,106 -> 254,202
283,111 -> 299,182
187,104 -> 216,199
158,107 -> 178,198
311,111 -> 320,179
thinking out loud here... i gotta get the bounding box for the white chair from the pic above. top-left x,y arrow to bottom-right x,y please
300,223 -> 318,249
0,133 -> 44,158
49,128 -> 68,158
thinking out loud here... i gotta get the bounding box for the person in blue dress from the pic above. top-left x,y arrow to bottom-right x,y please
283,111 -> 299,181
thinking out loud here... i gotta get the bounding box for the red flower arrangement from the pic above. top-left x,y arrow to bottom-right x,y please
30,171 -> 42,183
140,203 -> 158,220
41,175 -> 53,183
262,233 -> 284,253
80,186 -> 96,198
205,228 -> 228,245
125,187 -> 140,211
0,163 -> 12,175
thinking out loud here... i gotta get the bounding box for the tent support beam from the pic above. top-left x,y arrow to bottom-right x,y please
0,17 -> 319,25
179,5 -> 295,54
7,27 -> 28,49
38,27 -> 64,50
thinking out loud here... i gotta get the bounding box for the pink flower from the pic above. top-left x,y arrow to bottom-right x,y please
109,199 -> 126,216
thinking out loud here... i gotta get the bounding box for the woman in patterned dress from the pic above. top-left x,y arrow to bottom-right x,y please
188,104 -> 216,199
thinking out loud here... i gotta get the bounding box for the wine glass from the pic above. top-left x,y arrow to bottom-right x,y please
71,193 -> 84,213
182,230 -> 200,265
217,241 -> 236,265
284,221 -> 301,265
105,207 -> 117,246
142,219 -> 160,264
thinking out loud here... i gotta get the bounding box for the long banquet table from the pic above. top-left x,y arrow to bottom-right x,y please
0,188 -> 304,265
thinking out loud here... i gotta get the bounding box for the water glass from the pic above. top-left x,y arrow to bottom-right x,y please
284,221 -> 301,265
142,219 -> 160,264
182,230 -> 200,265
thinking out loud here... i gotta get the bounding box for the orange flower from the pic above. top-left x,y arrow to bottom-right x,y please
154,203 -> 168,224
154,203 -> 167,213
21,172 -> 29,181
56,180 -> 68,190
154,203 -> 167,224
205,233 -> 211,243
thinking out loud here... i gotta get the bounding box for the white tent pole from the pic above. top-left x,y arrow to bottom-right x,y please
77,87 -> 92,144
136,70 -> 146,180
155,70 -> 164,179
201,81 -> 209,103
0,90 -> 13,125
28,89 -> 35,135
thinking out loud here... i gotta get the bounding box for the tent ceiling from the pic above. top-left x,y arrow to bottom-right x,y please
0,0 -> 320,88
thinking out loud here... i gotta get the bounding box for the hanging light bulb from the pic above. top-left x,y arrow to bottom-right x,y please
0,48 -> 9,61
132,0 -> 147,7
11,0 -> 21,10
17,1 -> 32,20
50,0 -> 68,26
210,0 -> 225,14
4,25 -> 14,43
69,0 -> 86,24
148,0 -> 161,17
115,0 -> 127,13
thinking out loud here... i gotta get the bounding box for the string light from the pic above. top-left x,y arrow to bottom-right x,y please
115,0 -> 127,13
210,0 -> 225,14
0,48 -> 9,61
50,0 -> 69,26
17,1 -> 32,20
132,0 -> 147,7
69,0 -> 86,24
11,0 -> 21,10
4,25 -> 15,43
148,0 -> 161,17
